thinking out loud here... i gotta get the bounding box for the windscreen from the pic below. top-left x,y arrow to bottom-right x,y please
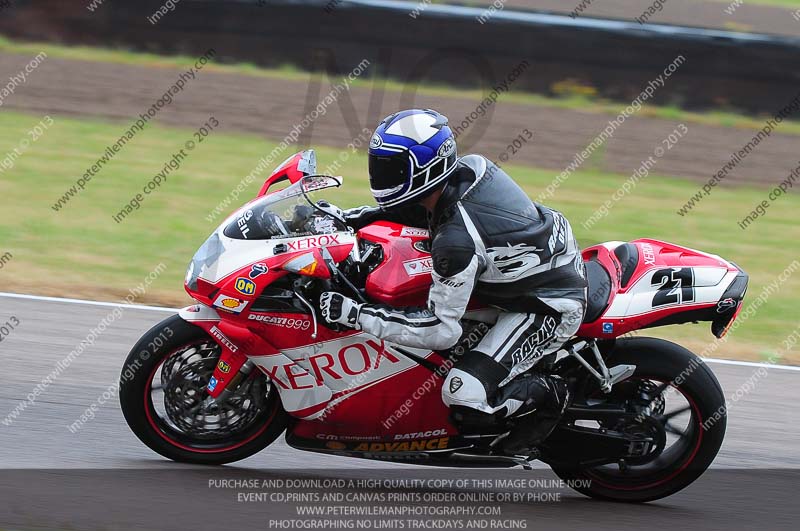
221,176 -> 340,240
186,176 -> 341,290
222,193 -> 315,240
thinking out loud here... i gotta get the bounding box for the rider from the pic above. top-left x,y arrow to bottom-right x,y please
318,109 -> 587,454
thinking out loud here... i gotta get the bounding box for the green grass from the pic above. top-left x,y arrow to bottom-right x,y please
2,36 -> 800,136
0,110 -> 798,362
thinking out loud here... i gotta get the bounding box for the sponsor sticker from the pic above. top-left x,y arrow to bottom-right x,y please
394,429 -> 448,441
286,234 -> 341,252
264,338 -> 405,391
602,322 -> 614,334
353,438 -> 449,452
236,209 -> 253,239
717,298 -> 738,313
217,360 -> 231,373
212,294 -> 248,314
210,325 -> 239,352
234,277 -> 256,296
207,376 -> 218,392
403,257 -> 434,277
642,242 -> 656,266
248,314 -> 311,330
400,227 -> 429,238
249,263 -> 269,279
315,434 -> 383,441
325,441 -> 347,450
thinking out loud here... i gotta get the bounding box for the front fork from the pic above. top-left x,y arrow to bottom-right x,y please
213,359 -> 257,404
178,304 -> 274,401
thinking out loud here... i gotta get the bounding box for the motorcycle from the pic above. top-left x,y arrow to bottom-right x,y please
120,149 -> 747,502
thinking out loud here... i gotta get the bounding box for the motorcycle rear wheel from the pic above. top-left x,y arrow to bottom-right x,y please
119,314 -> 289,465
550,337 -> 726,503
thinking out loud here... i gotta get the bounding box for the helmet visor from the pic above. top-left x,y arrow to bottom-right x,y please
368,152 -> 410,200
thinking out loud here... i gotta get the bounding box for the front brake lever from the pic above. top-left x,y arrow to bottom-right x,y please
320,246 -> 367,304
293,289 -> 319,339
296,277 -> 349,335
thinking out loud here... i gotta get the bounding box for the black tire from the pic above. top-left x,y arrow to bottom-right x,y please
551,337 -> 727,503
119,314 -> 289,465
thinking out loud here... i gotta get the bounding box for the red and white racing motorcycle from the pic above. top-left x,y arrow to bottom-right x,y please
120,150 -> 747,502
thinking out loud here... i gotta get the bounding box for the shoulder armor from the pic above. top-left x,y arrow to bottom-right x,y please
431,222 -> 476,277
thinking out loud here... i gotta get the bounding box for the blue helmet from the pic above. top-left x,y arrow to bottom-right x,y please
368,109 -> 457,209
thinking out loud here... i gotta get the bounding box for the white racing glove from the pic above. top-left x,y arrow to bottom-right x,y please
313,201 -> 346,234
319,292 -> 362,329
316,200 -> 344,220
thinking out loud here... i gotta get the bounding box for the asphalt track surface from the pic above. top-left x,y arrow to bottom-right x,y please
0,295 -> 798,530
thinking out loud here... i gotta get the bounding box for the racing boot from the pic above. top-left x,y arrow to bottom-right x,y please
449,405 -> 506,435
495,373 -> 572,456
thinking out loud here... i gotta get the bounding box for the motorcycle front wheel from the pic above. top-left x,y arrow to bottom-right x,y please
119,315 -> 289,465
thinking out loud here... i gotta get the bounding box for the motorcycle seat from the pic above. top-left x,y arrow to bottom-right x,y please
613,242 -> 639,288
583,259 -> 612,323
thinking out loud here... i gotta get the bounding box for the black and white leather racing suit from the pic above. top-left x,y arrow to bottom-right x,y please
345,155 -> 587,427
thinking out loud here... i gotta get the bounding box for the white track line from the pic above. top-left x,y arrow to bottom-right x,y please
701,358 -> 800,372
2,292 -> 798,372
0,291 -> 178,313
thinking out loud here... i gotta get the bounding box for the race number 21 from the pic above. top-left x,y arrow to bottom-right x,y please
651,268 -> 695,307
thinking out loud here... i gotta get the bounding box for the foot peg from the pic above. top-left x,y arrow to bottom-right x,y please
607,364 -> 636,387
561,340 -> 636,393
